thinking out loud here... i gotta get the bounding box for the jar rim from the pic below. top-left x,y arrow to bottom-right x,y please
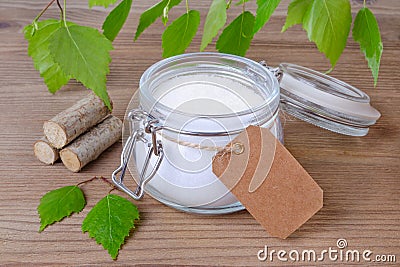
279,63 -> 370,103
139,52 -> 280,119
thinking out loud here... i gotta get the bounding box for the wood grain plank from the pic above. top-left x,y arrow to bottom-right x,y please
0,0 -> 399,266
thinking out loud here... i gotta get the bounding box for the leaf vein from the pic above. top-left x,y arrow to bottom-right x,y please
106,195 -> 114,245
65,26 -> 97,81
322,0 -> 336,41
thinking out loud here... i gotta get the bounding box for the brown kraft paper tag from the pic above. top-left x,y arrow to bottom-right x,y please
212,125 -> 323,239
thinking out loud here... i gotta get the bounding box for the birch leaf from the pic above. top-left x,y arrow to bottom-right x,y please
281,0 -> 312,32
135,0 -> 182,40
38,186 -> 86,232
302,0 -> 352,67
352,7 -> 383,86
102,0 -> 133,41
82,194 -> 140,260
49,24 -> 113,109
216,11 -> 255,56
254,0 -> 281,34
24,19 -> 71,93
200,0 -> 227,51
162,10 -> 200,58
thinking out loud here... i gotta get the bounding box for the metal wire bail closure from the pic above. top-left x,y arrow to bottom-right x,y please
259,61 -> 283,82
112,109 -> 164,200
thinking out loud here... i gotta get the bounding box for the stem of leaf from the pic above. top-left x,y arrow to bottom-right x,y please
325,67 -> 334,75
77,176 -> 117,192
99,176 -> 116,189
33,0 -> 56,22
56,0 -> 63,20
108,187 -> 117,194
363,0 -> 366,7
185,0 -> 189,13
62,0 -> 67,27
77,176 -> 98,186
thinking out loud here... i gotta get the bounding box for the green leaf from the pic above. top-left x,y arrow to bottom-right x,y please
24,19 -> 71,93
352,7 -> 383,86
302,0 -> 352,67
254,0 -> 281,34
49,23 -> 113,109
162,10 -> 200,58
89,0 -> 118,8
216,11 -> 255,56
82,194 -> 139,260
38,185 -> 86,232
102,0 -> 133,41
134,0 -> 182,41
200,0 -> 227,51
281,0 -> 312,32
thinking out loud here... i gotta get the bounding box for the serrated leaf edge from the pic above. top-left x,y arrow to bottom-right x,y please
134,0 -> 183,41
216,11 -> 255,57
82,194 -> 139,260
352,7 -> 383,86
302,0 -> 351,68
38,185 -> 86,232
200,0 -> 227,51
102,0 -> 133,41
48,23 -> 113,109
161,10 -> 200,58
25,20 -> 72,94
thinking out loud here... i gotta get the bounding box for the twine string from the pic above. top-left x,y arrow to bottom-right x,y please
157,132 -> 244,155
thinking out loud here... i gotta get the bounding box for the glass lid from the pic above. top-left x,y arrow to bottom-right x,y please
278,63 -> 381,136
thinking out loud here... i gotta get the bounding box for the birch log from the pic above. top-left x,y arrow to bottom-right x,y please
43,92 -> 111,149
60,116 -> 122,172
33,137 -> 59,165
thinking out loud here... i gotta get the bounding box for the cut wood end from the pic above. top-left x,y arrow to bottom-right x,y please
43,121 -> 67,149
60,149 -> 82,172
34,140 -> 59,165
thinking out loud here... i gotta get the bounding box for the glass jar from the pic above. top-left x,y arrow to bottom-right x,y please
112,52 -> 380,214
113,53 -> 283,214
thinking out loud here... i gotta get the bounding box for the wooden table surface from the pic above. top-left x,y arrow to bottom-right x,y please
1,0 -> 399,266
